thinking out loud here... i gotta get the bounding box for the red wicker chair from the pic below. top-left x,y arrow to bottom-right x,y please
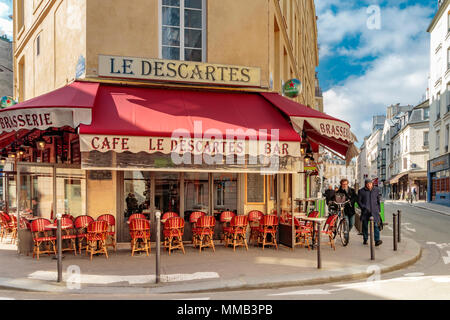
192,216 -> 216,252
8,215 -> 18,244
31,218 -> 56,260
129,213 -> 146,221
224,215 -> 249,251
293,218 -> 313,249
0,212 -> 14,243
248,210 -> 263,245
257,215 -> 279,250
74,215 -> 94,254
86,220 -> 109,260
320,214 -> 339,250
129,218 -> 151,256
162,211 -> 179,221
62,214 -> 75,222
163,217 -> 185,255
58,217 -> 77,255
220,211 -> 235,243
189,211 -> 206,245
97,214 -> 117,252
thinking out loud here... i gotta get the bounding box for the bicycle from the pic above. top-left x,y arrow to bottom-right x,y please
328,199 -> 350,246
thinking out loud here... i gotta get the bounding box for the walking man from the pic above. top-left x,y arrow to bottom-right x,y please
357,179 -> 383,246
335,179 -> 357,231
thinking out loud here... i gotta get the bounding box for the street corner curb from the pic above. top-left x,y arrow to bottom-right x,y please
0,277 -> 68,293
410,204 -> 450,217
151,237 -> 423,294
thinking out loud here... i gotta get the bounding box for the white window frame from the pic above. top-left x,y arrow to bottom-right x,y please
158,0 -> 207,62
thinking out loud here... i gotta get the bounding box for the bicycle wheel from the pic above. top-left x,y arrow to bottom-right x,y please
338,217 -> 349,246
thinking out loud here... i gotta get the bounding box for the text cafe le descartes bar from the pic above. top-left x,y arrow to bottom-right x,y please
0,54 -> 357,251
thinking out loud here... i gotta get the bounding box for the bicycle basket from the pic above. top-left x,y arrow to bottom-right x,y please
335,193 -> 346,204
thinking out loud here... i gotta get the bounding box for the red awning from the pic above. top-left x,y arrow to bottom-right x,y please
0,82 -> 98,134
79,85 -> 302,157
260,92 -> 358,163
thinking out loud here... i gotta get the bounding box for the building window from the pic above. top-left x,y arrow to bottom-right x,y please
18,56 -> 25,102
437,92 -> 441,120
36,35 -> 40,56
160,0 -> 206,62
423,107 -> 429,120
436,130 -> 440,151
447,48 -> 450,70
16,0 -> 24,31
423,131 -> 429,146
445,125 -> 449,153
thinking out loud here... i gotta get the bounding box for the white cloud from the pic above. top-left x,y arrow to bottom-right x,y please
0,1 -> 11,38
316,2 -> 432,143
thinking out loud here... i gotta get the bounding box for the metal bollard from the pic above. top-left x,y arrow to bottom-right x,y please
369,217 -> 375,260
317,221 -> 322,269
155,210 -> 161,284
393,213 -> 398,251
397,210 -> 401,243
56,213 -> 62,283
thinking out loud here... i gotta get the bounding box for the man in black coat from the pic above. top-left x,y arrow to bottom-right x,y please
335,179 -> 357,231
323,185 -> 335,206
357,179 -> 383,246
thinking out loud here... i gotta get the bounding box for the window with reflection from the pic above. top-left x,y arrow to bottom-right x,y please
155,172 -> 180,214
18,166 -> 53,219
124,171 -> 152,217
161,0 -> 205,61
56,168 -> 86,217
184,172 -> 209,215
213,173 -> 237,213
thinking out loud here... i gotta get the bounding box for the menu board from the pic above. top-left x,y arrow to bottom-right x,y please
246,173 -> 265,203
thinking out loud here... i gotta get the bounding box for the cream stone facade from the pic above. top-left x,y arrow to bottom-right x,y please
13,0 -> 319,108
12,0 -> 322,241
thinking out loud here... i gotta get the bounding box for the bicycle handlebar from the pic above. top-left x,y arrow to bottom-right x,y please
329,200 -> 350,206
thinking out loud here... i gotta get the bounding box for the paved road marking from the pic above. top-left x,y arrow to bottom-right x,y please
404,272 -> 425,277
173,297 -> 211,300
0,297 -> 15,300
443,251 -> 450,265
270,289 -> 331,296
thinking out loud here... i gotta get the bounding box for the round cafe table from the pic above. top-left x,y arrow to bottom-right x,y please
298,216 -> 327,250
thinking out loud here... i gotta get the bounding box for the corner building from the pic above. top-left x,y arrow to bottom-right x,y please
5,0 -> 356,247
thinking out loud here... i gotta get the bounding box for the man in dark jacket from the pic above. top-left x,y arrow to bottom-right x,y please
323,185 -> 335,206
335,179 -> 357,231
357,179 -> 383,246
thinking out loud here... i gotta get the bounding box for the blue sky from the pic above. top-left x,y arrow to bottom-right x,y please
316,0 -> 436,144
0,0 -> 12,38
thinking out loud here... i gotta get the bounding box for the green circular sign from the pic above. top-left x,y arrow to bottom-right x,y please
283,79 -> 302,98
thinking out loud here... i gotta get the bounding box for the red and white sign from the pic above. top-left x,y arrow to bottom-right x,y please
79,134 -> 301,157
0,107 -> 92,133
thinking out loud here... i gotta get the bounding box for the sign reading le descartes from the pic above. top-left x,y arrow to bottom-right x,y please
98,54 -> 261,87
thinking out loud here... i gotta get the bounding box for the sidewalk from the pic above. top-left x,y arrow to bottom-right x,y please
0,231 -> 421,294
385,200 -> 450,216
410,202 -> 450,216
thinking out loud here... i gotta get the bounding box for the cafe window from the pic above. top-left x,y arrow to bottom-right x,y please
17,165 -> 53,219
56,168 -> 86,217
245,173 -> 265,204
184,172 -> 209,214
160,0 -> 206,62
213,173 -> 237,213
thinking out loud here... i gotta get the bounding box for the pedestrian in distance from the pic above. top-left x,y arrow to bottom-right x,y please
323,185 -> 335,206
357,179 -> 383,246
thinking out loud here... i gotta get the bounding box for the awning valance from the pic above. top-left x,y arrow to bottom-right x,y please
0,82 -> 98,134
260,92 -> 359,164
79,85 -> 302,157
